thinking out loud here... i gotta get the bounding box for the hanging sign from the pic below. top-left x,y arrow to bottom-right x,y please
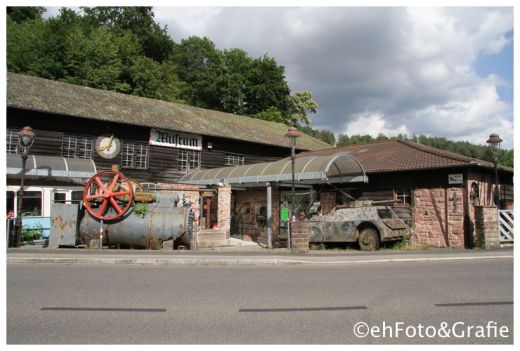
448,174 -> 463,184
149,128 -> 202,150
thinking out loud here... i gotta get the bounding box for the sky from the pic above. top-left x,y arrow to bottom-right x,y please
44,6 -> 514,148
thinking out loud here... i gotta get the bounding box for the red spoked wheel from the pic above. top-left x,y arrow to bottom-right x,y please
83,170 -> 134,221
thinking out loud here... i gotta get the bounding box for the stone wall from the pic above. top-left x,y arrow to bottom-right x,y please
474,206 -> 500,249
217,185 -> 231,235
234,187 -> 280,243
290,221 -> 310,253
412,187 -> 464,248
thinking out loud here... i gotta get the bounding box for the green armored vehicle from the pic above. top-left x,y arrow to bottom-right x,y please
308,200 -> 411,251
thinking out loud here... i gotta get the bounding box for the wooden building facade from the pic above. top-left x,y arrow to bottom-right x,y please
5,73 -> 329,220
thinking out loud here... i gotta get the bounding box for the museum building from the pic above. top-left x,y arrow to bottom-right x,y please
6,72 -> 513,250
5,72 -> 328,232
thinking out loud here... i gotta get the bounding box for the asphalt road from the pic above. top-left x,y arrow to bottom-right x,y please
7,258 -> 513,344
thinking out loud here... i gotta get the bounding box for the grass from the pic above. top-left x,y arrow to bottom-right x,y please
389,236 -> 410,250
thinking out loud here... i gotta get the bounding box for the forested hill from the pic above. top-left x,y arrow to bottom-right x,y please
7,6 -> 317,127
7,7 -> 513,168
300,128 -> 513,168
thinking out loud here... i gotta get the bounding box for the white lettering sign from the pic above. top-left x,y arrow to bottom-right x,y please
448,174 -> 463,184
149,128 -> 202,150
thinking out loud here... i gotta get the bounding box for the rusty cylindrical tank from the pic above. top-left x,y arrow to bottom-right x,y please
79,192 -> 194,249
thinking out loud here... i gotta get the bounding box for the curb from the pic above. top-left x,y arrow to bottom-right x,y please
6,254 -> 513,266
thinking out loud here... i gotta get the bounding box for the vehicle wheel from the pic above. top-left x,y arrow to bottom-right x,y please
358,228 -> 380,251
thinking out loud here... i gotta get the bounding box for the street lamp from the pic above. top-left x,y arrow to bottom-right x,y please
286,126 -> 301,249
486,133 -> 502,206
14,126 -> 35,248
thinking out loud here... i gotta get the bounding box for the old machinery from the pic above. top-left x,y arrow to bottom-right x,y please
76,170 -> 193,250
83,170 -> 134,221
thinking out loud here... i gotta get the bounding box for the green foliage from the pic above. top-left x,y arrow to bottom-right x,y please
336,134 -> 375,146
21,224 -> 44,242
255,107 -> 285,124
7,16 -> 47,75
64,26 -> 124,90
129,57 -> 187,102
300,126 -> 336,145
171,36 -> 225,109
287,91 -> 318,126
390,235 -> 410,250
245,55 -> 291,117
7,6 -> 45,23
7,6 -> 317,128
81,6 -> 173,62
132,202 -> 148,218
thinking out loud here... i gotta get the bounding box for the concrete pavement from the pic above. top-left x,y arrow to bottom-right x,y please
6,246 -> 513,266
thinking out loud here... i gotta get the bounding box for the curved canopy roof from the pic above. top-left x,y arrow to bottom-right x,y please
180,153 -> 367,186
7,154 -> 97,184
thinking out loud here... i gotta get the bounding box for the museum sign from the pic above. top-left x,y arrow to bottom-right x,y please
149,128 -> 202,150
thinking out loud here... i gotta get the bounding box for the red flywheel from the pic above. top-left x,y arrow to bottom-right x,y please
83,170 -> 134,221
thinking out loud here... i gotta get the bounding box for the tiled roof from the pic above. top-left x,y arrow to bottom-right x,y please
6,73 -> 330,151
297,140 -> 513,173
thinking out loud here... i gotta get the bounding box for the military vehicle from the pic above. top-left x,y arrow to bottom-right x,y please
307,200 -> 411,251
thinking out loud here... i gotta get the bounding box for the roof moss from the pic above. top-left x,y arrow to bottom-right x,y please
7,72 -> 331,151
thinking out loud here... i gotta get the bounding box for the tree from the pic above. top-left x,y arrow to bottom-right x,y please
300,126 -> 335,145
7,16 -> 46,75
7,6 -> 45,23
245,54 -> 291,117
129,56 -> 186,102
171,36 -> 225,108
64,26 -> 124,91
255,107 -> 285,124
220,48 -> 252,114
336,134 -> 350,146
81,6 -> 173,62
287,91 -> 318,126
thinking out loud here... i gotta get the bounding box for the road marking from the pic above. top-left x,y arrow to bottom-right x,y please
278,255 -> 514,265
435,301 -> 513,307
41,307 -> 166,312
6,254 -> 513,266
239,306 -> 367,312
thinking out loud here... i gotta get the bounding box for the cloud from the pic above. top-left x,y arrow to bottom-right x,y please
49,6 -> 514,148
344,113 -> 409,138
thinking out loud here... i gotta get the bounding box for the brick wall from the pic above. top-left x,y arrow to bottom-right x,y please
234,187 -> 280,243
412,187 -> 464,248
217,185 -> 231,235
474,206 -> 500,249
290,221 -> 310,253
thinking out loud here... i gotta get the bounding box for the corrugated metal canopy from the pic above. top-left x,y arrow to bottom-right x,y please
6,154 -> 97,183
180,153 -> 367,186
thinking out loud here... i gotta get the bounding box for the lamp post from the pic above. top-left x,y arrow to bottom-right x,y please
486,133 -> 502,206
14,126 -> 35,248
286,126 -> 301,250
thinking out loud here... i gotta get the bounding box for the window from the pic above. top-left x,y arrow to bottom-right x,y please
22,191 -> 42,216
6,129 -> 19,154
177,150 -> 200,173
62,135 -> 94,159
7,191 -> 15,214
396,189 -> 412,204
225,153 -> 245,166
71,191 -> 84,203
121,141 -> 149,169
54,193 -> 66,203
